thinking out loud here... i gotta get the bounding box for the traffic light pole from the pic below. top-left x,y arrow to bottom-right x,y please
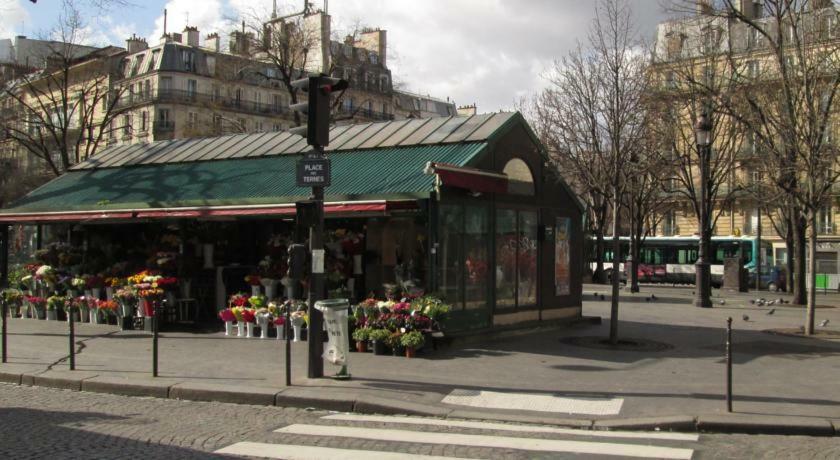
307,149 -> 326,379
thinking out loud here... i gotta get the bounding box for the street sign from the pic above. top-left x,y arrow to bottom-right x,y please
296,157 -> 331,187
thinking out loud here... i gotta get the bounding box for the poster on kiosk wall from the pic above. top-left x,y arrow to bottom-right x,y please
555,218 -> 571,296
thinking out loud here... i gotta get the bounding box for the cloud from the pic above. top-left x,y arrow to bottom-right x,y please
0,0 -> 30,38
148,0 -> 230,43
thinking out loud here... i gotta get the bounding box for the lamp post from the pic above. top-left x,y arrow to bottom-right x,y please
695,112 -> 713,308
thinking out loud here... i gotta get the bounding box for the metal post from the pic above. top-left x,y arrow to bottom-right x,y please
695,143 -> 712,308
285,306 -> 291,386
2,299 -> 7,364
307,181 -> 325,379
68,304 -> 75,370
152,301 -> 159,377
756,205 -> 762,292
1,225 -> 8,364
726,317 -> 733,412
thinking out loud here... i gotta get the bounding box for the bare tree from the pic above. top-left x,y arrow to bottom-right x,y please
1,0 -> 128,177
534,0 -> 647,344
702,0 -> 840,333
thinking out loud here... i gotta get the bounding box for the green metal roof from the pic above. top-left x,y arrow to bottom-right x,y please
3,143 -> 486,214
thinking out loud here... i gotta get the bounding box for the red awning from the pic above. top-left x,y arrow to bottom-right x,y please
427,162 -> 508,194
0,201 -> 416,224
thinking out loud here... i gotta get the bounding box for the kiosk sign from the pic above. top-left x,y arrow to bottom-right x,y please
297,157 -> 331,187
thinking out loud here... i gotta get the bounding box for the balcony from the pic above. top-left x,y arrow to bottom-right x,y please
818,223 -> 836,235
153,120 -> 175,139
113,89 -> 290,117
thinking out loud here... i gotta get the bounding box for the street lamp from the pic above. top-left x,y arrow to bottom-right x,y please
694,112 -> 713,308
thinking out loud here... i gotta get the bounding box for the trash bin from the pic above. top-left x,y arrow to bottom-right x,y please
315,298 -> 351,380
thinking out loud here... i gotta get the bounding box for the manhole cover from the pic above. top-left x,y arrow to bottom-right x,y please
559,336 -> 674,352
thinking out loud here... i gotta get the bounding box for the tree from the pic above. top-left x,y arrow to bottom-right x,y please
705,0 -> 840,333
534,0 -> 647,344
0,0 -> 128,178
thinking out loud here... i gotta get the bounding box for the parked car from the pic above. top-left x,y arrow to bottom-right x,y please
750,266 -> 786,292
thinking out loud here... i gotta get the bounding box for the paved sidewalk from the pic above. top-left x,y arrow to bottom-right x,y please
1,284 -> 838,436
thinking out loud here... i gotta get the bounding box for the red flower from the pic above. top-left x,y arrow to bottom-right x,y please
218,309 -> 236,322
273,317 -> 286,326
240,309 -> 256,323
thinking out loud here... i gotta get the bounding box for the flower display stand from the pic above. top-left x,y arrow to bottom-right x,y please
261,279 -> 278,300
251,285 -> 262,297
46,310 -> 57,321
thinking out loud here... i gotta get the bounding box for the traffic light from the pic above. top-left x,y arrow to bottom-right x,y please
290,75 -> 349,147
287,243 -> 308,280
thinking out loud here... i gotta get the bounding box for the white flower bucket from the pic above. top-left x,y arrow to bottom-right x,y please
257,315 -> 270,339
275,324 -> 285,340
46,310 -> 57,321
91,288 -> 102,300
90,310 -> 99,324
105,287 -> 114,301
246,322 -> 254,338
292,325 -> 302,342
237,322 -> 245,337
224,321 -> 233,336
251,285 -> 261,297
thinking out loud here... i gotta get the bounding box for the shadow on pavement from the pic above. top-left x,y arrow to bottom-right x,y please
0,408 -> 228,459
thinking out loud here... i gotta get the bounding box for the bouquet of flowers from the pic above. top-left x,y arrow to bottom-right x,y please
71,277 -> 87,290
138,286 -> 164,300
2,288 -> 24,306
114,287 -> 138,305
155,277 -> 178,291
35,265 -> 57,285
105,277 -> 124,288
267,301 -> 283,318
25,295 -> 47,308
97,299 -> 119,315
85,275 -> 105,290
229,293 -> 250,308
248,295 -> 267,309
244,274 -> 262,286
218,308 -> 236,322
241,308 -> 256,323
46,295 -> 67,311
230,306 -> 245,323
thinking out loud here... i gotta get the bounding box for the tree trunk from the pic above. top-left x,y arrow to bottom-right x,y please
630,211 -> 641,293
805,211 -> 817,335
609,188 -> 620,345
792,210 -> 807,305
784,214 -> 794,293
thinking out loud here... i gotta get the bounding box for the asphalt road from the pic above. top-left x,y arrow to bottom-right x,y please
1,384 -> 837,459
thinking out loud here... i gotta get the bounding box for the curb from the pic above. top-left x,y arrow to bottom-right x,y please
1,377 -> 837,436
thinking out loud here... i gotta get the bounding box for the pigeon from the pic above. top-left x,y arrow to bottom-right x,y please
768,300 -> 776,306
691,291 -> 695,295
749,299 -> 756,304
820,319 -> 830,327
778,298 -> 784,304
719,300 -> 726,305
646,296 -> 651,302
599,295 -> 605,301
651,294 -> 657,301
742,314 -> 750,321
767,308 -> 775,315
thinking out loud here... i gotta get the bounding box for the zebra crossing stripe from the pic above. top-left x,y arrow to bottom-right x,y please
275,424 -> 694,459
441,389 -> 624,415
214,442 -> 479,460
321,414 -> 699,442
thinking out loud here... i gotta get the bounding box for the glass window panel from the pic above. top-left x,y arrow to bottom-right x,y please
518,211 -> 538,307
464,205 -> 489,310
495,209 -> 517,308
438,205 -> 463,309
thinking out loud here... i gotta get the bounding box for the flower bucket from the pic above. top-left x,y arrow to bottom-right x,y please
91,288 -> 102,300
224,321 -> 233,336
237,322 -> 246,337
356,340 -> 368,353
275,325 -> 286,340
405,346 -> 416,358
34,306 -> 46,320
292,324 -> 303,342
261,279 -> 278,300
257,316 -> 270,339
246,322 -> 255,338
251,285 -> 262,297
46,309 -> 57,321
142,300 -> 154,317
120,302 -> 134,318
105,287 -> 114,301
90,309 -> 99,324
372,340 -> 386,355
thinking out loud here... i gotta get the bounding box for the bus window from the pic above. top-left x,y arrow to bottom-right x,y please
678,249 -> 697,264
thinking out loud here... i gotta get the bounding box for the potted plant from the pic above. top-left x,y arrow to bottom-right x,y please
369,328 -> 391,355
25,295 -> 47,319
45,295 -> 65,321
2,289 -> 23,317
400,331 -> 425,358
386,331 -> 403,356
352,327 -> 371,353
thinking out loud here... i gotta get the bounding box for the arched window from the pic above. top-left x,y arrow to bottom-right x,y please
503,158 -> 535,195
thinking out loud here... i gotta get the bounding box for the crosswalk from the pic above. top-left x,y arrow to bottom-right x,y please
215,413 -> 698,459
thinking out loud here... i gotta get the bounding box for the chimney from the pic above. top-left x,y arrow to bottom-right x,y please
172,32 -> 183,43
733,0 -> 762,19
357,28 -> 387,67
183,26 -> 200,47
126,34 -> 148,54
229,31 -> 251,56
206,33 -> 220,52
696,0 -> 714,15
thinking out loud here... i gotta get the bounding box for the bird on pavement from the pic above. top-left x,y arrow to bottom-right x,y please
820,319 -> 830,327
599,295 -> 605,301
768,300 -> 776,306
651,294 -> 657,301
719,300 -> 726,305
749,299 -> 756,304
742,314 -> 750,321
767,308 -> 775,315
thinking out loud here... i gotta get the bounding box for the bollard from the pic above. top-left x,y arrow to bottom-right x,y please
2,300 -> 7,364
726,317 -> 732,412
152,300 -> 160,377
69,305 -> 76,370
285,306 -> 291,386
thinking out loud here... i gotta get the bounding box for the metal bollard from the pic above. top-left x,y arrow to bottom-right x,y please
285,306 -> 291,386
726,317 -> 732,412
152,300 -> 161,377
69,306 -> 76,371
2,300 -> 7,364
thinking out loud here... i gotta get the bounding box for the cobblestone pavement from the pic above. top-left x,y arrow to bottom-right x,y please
1,384 -> 838,459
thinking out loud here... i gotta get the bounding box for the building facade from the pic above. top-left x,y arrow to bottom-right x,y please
651,0 -> 840,276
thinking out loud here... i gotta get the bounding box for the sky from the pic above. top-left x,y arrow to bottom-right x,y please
0,0 -> 671,112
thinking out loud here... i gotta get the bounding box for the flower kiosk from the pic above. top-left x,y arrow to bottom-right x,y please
0,112 -> 584,337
